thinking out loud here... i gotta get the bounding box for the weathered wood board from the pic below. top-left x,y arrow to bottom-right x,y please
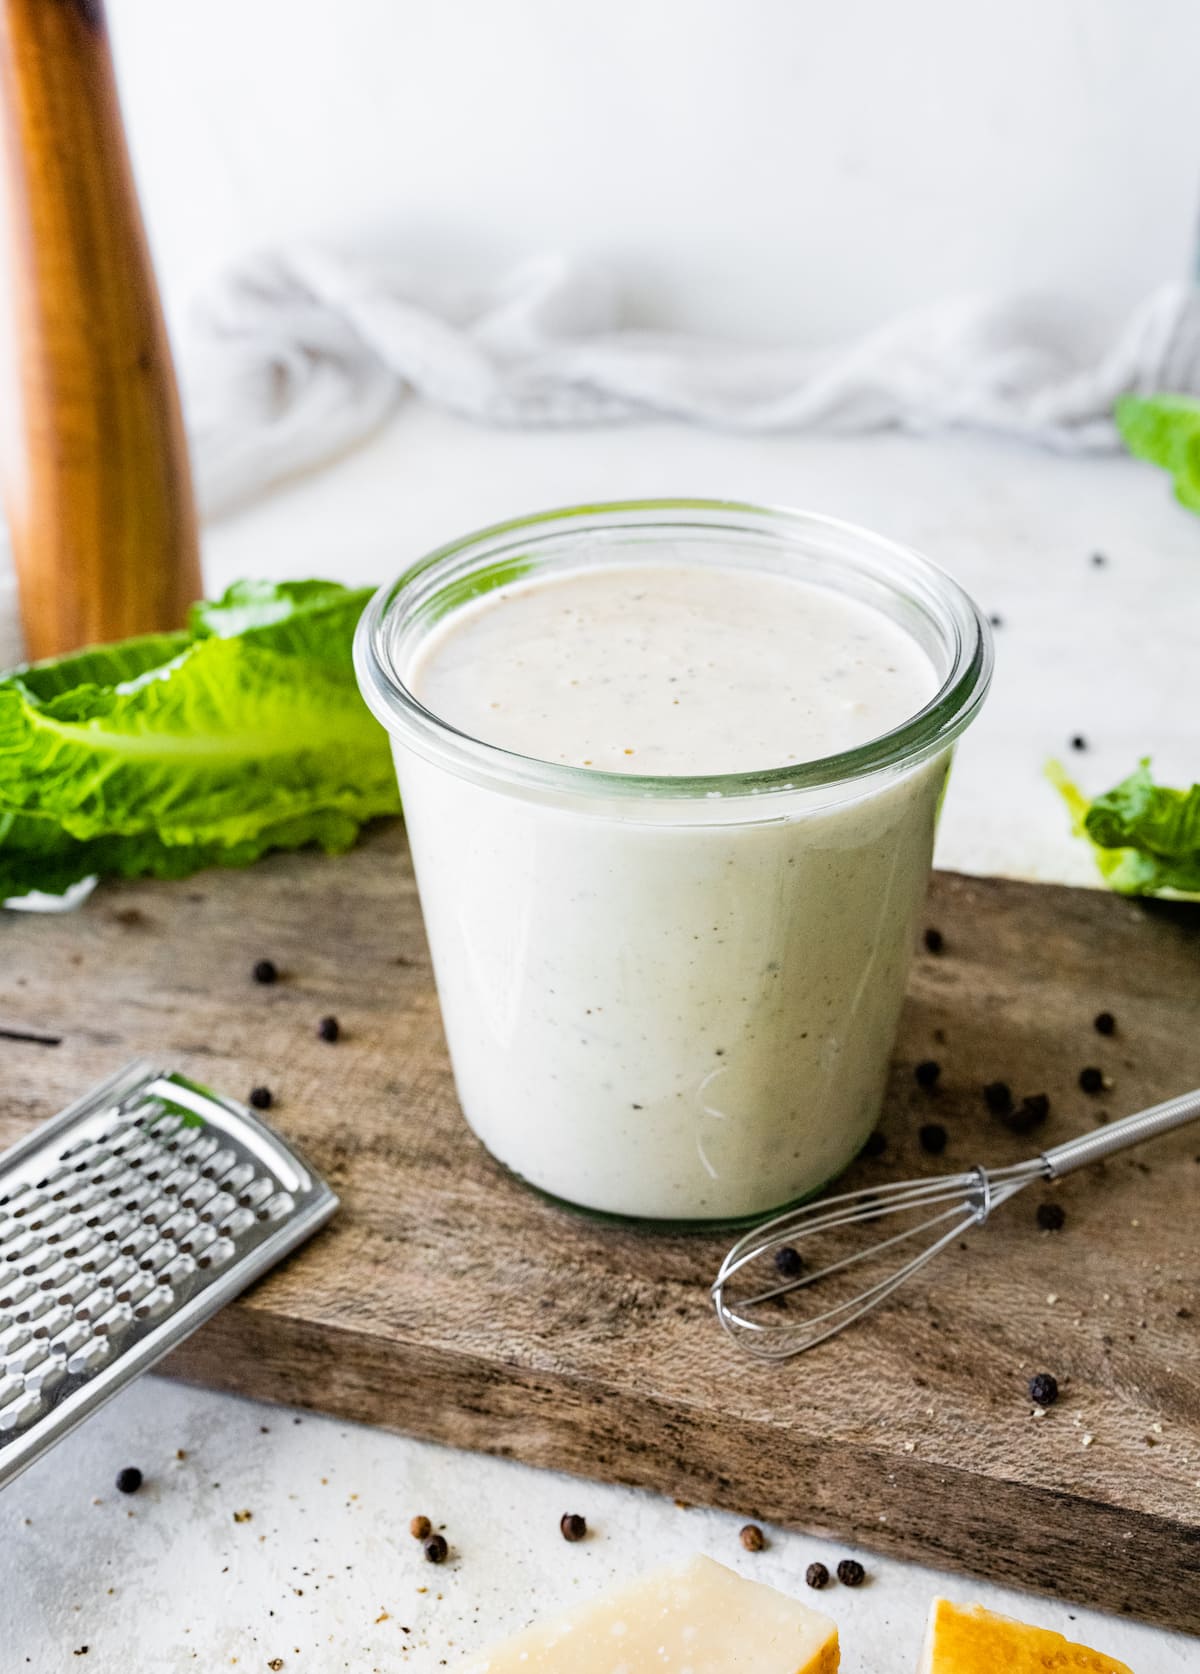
2,824 -> 1198,1631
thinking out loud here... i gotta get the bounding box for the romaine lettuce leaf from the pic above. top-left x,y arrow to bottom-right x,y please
14,632 -> 192,703
0,805 -> 366,901
1048,758 -> 1200,896
0,579 -> 399,899
1115,393 -> 1200,512
190,578 -> 376,662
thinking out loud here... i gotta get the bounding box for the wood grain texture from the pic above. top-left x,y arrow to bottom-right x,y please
0,0 -> 201,659
1,825 -> 1198,1630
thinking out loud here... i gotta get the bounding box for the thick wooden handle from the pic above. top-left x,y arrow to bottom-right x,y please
0,0 -> 202,661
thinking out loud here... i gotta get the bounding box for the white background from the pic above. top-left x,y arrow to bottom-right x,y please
107,0 -> 1200,344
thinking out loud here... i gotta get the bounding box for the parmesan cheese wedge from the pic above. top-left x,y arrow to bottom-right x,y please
451,1553 -> 839,1673
918,1597 -> 1135,1673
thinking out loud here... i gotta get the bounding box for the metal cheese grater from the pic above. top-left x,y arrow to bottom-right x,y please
0,1059 -> 338,1489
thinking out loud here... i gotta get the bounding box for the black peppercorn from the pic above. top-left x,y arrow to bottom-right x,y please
1036,1202 -> 1066,1232
115,1466 -> 142,1494
918,1123 -> 947,1155
1004,1093 -> 1050,1135
316,1015 -> 340,1043
1070,735 -> 1087,752
739,1523 -> 765,1552
1079,1066 -> 1104,1095
249,1086 -> 273,1111
836,1558 -> 865,1587
773,1245 -> 804,1279
423,1533 -> 449,1563
1028,1372 -> 1059,1406
862,1130 -> 887,1159
923,927 -> 944,954
914,1059 -> 941,1089
1093,1011 -> 1116,1036
805,1561 -> 830,1590
983,1081 -> 1013,1117
252,959 -> 278,985
1091,552 -> 1107,567
560,1513 -> 587,1542
987,612 -> 1003,629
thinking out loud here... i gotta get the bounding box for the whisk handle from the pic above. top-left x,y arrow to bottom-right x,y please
1041,1086 -> 1200,1178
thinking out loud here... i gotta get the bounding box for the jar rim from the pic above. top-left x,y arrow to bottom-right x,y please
354,498 -> 993,803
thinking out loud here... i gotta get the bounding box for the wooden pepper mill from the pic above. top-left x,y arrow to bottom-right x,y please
0,0 -> 202,662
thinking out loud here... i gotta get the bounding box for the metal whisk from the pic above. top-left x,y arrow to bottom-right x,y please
712,1087 -> 1200,1361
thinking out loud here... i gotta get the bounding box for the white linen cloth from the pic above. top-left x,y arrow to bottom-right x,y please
179,248 -> 1200,519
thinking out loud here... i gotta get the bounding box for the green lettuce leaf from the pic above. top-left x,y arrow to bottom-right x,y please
190,577 -> 376,662
0,805 -> 366,901
1048,758 -> 1200,896
0,579 -> 399,899
1115,393 -> 1200,512
14,632 -> 193,703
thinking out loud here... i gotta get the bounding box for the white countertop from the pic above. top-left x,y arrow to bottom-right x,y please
3,416 -> 1197,1670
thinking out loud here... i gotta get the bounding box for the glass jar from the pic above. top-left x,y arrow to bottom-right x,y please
355,500 -> 991,1223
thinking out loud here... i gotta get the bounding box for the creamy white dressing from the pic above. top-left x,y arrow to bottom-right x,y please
408,563 -> 937,774
395,558 -> 948,1220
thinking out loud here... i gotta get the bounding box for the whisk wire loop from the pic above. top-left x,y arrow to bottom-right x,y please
712,1089 -> 1200,1361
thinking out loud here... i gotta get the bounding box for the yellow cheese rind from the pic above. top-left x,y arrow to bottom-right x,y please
920,1597 -> 1135,1674
452,1553 -> 839,1673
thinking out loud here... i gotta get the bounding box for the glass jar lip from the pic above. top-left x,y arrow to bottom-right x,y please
354,498 -> 993,803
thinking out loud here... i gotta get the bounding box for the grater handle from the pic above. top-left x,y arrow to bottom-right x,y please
1041,1086 -> 1200,1178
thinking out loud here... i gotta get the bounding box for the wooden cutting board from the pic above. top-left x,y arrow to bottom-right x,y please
2,824 -> 1198,1632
